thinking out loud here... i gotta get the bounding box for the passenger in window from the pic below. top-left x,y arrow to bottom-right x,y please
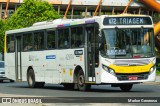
7,44 -> 11,52
142,40 -> 148,53
71,39 -> 75,48
71,32 -> 77,48
64,40 -> 68,47
75,40 -> 81,47
8,48 -> 10,52
24,45 -> 32,51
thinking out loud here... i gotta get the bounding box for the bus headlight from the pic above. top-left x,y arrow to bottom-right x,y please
102,64 -> 116,76
109,69 -> 116,76
150,65 -> 156,74
102,64 -> 108,71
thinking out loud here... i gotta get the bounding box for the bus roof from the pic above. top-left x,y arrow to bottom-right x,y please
6,14 -> 151,35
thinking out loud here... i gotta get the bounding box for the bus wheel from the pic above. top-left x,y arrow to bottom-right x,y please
27,69 -> 37,88
120,84 -> 133,92
77,71 -> 91,91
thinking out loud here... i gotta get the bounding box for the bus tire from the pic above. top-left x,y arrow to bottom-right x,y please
27,69 -> 38,88
77,70 -> 91,91
120,84 -> 133,92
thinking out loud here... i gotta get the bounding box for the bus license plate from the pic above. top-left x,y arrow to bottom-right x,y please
128,76 -> 138,80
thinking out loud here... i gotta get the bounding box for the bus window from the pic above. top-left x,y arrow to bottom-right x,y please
58,29 -> 69,48
71,27 -> 84,48
7,35 -> 15,53
23,33 -> 33,51
47,30 -> 56,49
34,31 -> 44,50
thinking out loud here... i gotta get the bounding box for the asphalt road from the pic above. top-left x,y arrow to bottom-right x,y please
0,81 -> 160,106
0,80 -> 160,97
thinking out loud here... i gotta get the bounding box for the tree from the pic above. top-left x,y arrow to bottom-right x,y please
0,0 -> 59,52
153,13 -> 160,23
7,0 -> 60,29
0,20 -> 7,53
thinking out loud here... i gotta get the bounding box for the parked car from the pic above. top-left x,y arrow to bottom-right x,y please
0,61 -> 14,82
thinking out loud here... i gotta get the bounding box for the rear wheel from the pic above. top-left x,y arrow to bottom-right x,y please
77,70 -> 91,91
0,80 -> 3,83
27,69 -> 45,88
27,69 -> 36,88
120,84 -> 133,92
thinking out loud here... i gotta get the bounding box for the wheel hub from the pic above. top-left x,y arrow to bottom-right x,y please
29,75 -> 33,85
79,75 -> 84,86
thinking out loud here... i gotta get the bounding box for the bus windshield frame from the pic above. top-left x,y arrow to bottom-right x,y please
100,28 -> 155,59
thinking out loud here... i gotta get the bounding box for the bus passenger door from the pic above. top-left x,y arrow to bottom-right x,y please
85,24 -> 99,82
15,36 -> 22,81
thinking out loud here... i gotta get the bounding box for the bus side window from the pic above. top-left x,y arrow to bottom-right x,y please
7,35 -> 15,53
58,28 -> 69,49
34,31 -> 44,51
47,30 -> 56,49
23,33 -> 33,51
71,26 -> 84,48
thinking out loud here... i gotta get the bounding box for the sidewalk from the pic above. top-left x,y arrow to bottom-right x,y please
156,76 -> 160,82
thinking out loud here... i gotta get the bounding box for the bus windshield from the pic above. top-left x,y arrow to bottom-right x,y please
100,28 -> 155,58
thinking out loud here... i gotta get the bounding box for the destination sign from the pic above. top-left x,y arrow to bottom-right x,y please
107,49 -> 126,56
103,17 -> 152,25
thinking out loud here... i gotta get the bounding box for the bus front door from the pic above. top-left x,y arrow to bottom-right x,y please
15,36 -> 22,81
85,24 -> 99,82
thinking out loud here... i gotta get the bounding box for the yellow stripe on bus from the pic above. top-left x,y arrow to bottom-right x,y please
4,34 -> 7,53
109,63 -> 153,74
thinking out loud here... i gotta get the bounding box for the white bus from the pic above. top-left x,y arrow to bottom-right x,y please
4,14 -> 156,91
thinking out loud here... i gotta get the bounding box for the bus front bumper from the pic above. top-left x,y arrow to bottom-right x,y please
100,69 -> 156,84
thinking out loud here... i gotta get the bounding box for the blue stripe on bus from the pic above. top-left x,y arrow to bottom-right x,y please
64,23 -> 70,26
46,55 -> 56,59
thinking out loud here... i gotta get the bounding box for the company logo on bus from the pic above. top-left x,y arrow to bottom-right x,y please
46,55 -> 56,59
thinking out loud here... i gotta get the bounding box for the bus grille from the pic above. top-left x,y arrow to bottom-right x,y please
116,72 -> 149,81
114,59 -> 150,66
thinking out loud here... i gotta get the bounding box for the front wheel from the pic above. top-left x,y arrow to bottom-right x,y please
77,70 -> 91,91
120,84 -> 133,92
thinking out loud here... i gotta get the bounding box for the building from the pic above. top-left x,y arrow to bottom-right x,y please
0,0 -> 160,19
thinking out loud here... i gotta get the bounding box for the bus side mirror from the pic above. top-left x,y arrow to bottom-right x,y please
98,36 -> 102,50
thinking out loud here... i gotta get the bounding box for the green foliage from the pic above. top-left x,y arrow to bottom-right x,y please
156,63 -> 160,76
156,70 -> 160,76
0,20 -> 7,53
153,13 -> 160,22
0,0 -> 60,52
7,0 -> 59,29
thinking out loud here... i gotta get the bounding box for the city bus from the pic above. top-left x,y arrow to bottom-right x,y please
4,14 -> 156,91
